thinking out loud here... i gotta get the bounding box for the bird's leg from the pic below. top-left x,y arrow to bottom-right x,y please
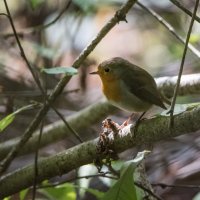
119,113 -> 135,129
120,111 -> 147,130
136,111 -> 146,123
133,111 -> 146,134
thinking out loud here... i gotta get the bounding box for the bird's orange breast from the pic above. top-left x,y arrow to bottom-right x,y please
101,78 -> 122,102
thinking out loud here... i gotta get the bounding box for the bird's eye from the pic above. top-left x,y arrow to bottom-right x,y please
104,68 -> 110,72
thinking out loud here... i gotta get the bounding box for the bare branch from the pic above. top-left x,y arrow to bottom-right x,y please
137,1 -> 200,58
157,73 -> 200,98
0,0 -> 72,38
38,172 -> 117,189
135,182 -> 163,200
0,100 -> 116,160
169,0 -> 200,126
32,121 -> 44,200
0,13 -> 8,17
152,182 -> 200,189
170,0 -> 200,23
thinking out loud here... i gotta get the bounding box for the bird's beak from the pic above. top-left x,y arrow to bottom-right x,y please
90,71 -> 99,75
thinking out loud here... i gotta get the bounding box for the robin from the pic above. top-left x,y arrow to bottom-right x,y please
90,57 -> 168,126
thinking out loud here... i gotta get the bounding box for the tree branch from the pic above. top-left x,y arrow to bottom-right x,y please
137,1 -> 200,58
170,0 -> 200,23
0,100 -> 116,160
1,105 -> 200,198
38,172 -> 117,189
152,182 -> 200,189
157,73 -> 200,97
0,13 -> 8,17
0,0 -> 72,38
169,0 -> 199,126
3,0 -> 83,144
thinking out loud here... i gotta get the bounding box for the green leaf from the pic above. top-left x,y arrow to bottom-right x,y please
39,183 -> 76,200
101,151 -> 150,200
161,104 -> 188,116
3,197 -> 11,200
80,187 -> 104,199
189,33 -> 200,44
193,192 -> 200,200
0,103 -> 40,133
0,114 -> 15,132
41,67 -> 78,75
103,163 -> 137,200
19,189 -> 29,200
29,0 -> 45,10
40,181 -> 103,200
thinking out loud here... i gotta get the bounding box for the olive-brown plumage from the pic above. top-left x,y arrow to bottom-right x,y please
91,57 -> 166,113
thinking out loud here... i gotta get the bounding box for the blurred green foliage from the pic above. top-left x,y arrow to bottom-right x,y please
28,0 -> 45,10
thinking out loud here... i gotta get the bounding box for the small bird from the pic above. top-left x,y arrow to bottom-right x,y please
90,57 -> 167,126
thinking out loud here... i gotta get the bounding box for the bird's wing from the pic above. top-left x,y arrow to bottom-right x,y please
122,66 -> 166,109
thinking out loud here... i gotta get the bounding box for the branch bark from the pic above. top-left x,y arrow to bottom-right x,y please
157,73 -> 200,97
0,105 -> 200,198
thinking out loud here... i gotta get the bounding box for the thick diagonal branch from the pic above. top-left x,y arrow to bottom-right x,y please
0,0 -> 137,174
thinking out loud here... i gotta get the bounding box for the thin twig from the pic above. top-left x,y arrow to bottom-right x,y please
104,162 -> 120,178
137,1 -> 200,58
0,100 -> 115,161
0,0 -> 137,174
152,182 -> 200,189
52,106 -> 83,142
32,121 -> 44,200
0,13 -> 8,17
169,0 -> 200,127
0,0 -> 72,38
5,0 -> 82,138
135,182 -> 163,200
32,68 -> 46,200
2,0 -> 76,142
170,0 -> 200,23
0,89 -> 80,97
34,0 -> 72,31
2,0 -> 44,92
38,172 -> 117,189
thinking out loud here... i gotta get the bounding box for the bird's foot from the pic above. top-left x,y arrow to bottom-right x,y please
119,119 -> 129,129
119,113 -> 135,129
